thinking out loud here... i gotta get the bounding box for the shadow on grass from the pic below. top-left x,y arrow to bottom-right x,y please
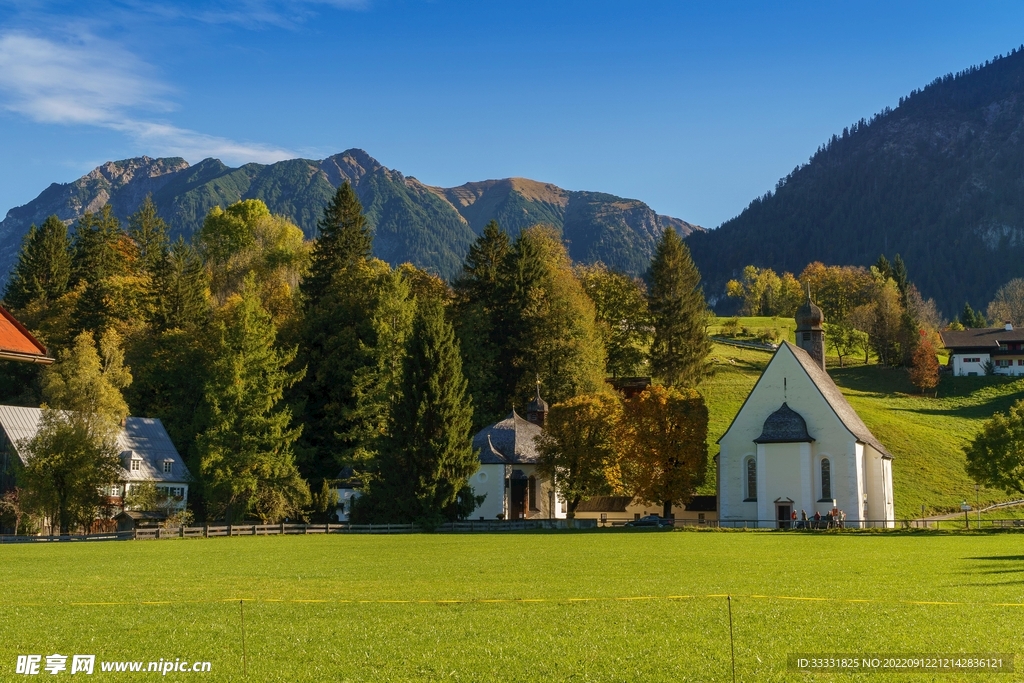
966,555 -> 1024,561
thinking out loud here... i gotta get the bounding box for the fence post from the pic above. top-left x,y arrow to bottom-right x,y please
280,522 -> 285,535
179,526 -> 184,538
228,524 -> 233,537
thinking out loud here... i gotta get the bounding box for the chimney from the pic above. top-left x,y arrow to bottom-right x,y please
1006,322 -> 1014,331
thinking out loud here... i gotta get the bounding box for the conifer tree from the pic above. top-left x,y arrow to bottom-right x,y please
493,226 -> 605,410
128,195 -> 170,276
72,206 -> 130,287
341,268 -> 416,466
153,238 -> 210,331
301,182 -> 372,310
647,229 -> 711,387
353,298 -> 477,526
3,215 -> 72,310
453,221 -> 511,427
197,276 -> 309,522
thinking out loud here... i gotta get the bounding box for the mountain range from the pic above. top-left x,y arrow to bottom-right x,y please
688,47 -> 1024,316
0,150 -> 702,285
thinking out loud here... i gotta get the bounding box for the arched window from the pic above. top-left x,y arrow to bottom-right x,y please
820,458 -> 832,501
744,457 -> 757,501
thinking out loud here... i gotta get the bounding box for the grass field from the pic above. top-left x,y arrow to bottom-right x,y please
701,319 -> 1024,518
3,532 -> 1024,682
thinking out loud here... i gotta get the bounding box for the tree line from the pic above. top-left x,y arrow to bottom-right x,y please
0,187 -> 714,531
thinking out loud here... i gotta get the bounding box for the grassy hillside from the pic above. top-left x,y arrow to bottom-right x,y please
701,318 -> 1024,518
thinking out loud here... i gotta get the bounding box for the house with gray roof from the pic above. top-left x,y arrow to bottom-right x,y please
0,405 -> 191,517
468,384 -> 567,521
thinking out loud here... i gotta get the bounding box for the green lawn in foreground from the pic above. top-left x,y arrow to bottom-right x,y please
2,533 -> 1023,682
700,334 -> 1024,519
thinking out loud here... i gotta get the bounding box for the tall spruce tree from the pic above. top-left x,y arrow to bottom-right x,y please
301,182 -> 372,310
453,221 -> 512,427
72,206 -> 130,287
128,195 -> 170,277
153,238 -> 210,331
352,298 -> 477,526
197,276 -> 308,523
492,226 -> 605,410
647,228 -> 711,387
3,215 -> 72,310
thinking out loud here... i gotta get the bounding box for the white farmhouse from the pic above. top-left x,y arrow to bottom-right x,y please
939,323 -> 1024,376
717,298 -> 895,528
0,405 -> 191,518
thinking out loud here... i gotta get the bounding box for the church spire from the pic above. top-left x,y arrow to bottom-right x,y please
795,289 -> 826,371
526,375 -> 549,428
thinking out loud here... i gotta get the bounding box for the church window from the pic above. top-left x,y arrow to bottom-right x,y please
744,457 -> 757,501
528,476 -> 538,511
803,332 -> 811,342
820,458 -> 832,500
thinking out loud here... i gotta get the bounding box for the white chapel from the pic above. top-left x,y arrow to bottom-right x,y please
717,296 -> 895,528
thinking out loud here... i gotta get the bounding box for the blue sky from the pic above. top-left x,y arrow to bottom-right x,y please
0,1 -> 1022,229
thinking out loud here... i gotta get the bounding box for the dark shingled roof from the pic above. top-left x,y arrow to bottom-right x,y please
472,410 -> 542,464
527,383 -> 549,414
717,342 -> 892,459
754,402 -> 814,443
786,342 -> 892,458
796,297 -> 824,329
939,327 -> 1024,350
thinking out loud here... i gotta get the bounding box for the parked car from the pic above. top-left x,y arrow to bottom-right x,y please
624,515 -> 674,529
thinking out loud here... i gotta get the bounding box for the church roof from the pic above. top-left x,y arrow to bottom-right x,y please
717,342 -> 891,458
527,383 -> 549,414
472,410 -> 542,464
795,297 -> 824,329
754,402 -> 814,443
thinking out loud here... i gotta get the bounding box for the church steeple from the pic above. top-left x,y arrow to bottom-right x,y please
795,285 -> 826,371
526,376 -> 549,428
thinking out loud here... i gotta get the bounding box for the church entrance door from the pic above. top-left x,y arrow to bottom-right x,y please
510,470 -> 528,520
776,504 -> 791,529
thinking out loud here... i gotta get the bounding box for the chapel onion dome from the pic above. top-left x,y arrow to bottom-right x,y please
753,402 -> 814,443
527,384 -> 549,415
795,297 -> 824,329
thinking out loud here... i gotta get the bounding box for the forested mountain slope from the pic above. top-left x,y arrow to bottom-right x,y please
0,150 -> 701,283
688,47 -> 1024,315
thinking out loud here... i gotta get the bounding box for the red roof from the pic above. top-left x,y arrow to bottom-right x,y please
0,306 -> 52,363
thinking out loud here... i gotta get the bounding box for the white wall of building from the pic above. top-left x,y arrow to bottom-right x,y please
719,345 -> 894,528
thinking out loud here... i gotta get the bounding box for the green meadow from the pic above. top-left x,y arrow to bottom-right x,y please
702,320 -> 1024,518
3,532 -> 1024,682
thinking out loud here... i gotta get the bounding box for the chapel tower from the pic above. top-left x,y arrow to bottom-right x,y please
526,378 -> 549,428
795,288 -> 826,371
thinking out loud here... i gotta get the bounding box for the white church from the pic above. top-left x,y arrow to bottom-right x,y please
717,296 -> 895,528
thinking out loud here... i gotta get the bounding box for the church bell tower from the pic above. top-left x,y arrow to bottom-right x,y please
795,287 -> 826,371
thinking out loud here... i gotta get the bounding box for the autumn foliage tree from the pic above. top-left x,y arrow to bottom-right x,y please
536,393 -> 621,519
908,334 -> 940,395
614,385 -> 709,518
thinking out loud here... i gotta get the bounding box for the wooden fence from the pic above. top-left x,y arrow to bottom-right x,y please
0,518 -> 597,543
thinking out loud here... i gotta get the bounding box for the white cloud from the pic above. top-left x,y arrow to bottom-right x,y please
0,30 -> 295,165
